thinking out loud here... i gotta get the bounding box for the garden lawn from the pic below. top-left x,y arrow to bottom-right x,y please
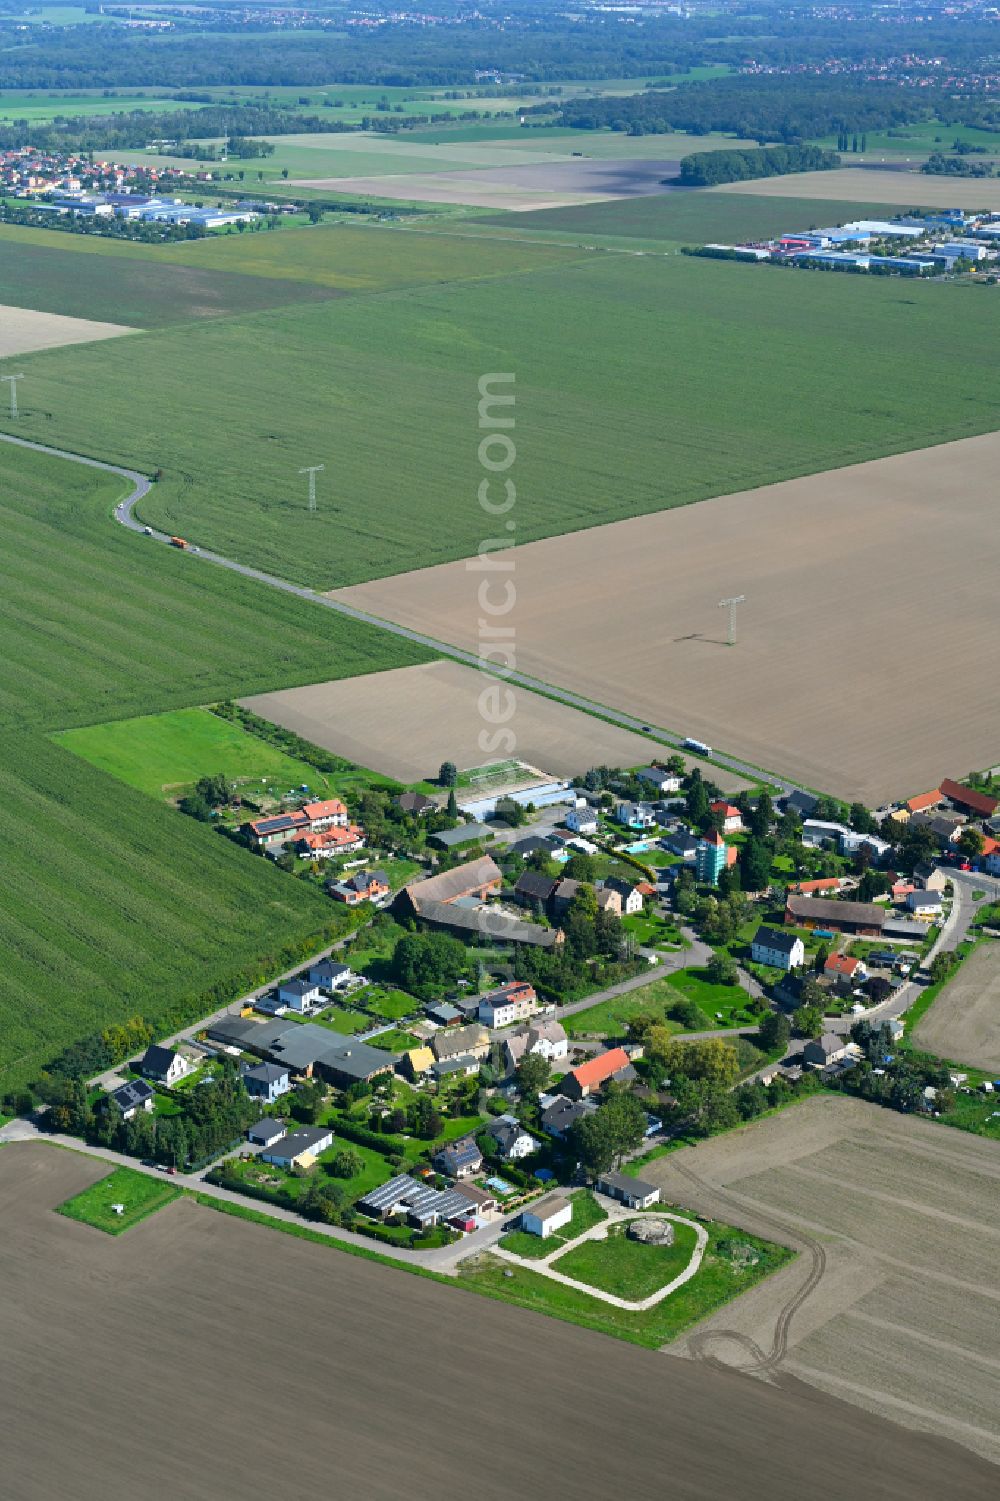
499,1188 -> 605,1257
556,1217 -> 699,1300
357,986 -> 418,1022
564,975 -> 718,1038
369,1028 -> 421,1051
458,1221 -> 794,1349
56,1166 -> 180,1234
669,969 -> 757,1026
55,706 -> 333,800
319,1142 -> 393,1202
313,1006 -> 368,1035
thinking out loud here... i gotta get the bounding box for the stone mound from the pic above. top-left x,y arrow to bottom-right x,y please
626,1216 -> 675,1247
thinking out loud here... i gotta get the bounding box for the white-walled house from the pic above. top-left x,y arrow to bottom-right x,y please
278,978 -> 323,1013
750,926 -> 805,972
565,806 -> 598,835
140,1044 -> 190,1086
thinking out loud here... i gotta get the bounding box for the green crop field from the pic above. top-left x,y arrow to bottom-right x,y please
5,236 -> 1000,592
0,226 -> 345,327
54,707 -> 334,799
479,192 -> 901,247
0,439 -> 428,1097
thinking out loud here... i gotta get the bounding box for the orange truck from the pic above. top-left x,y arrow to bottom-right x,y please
169,536 -> 188,549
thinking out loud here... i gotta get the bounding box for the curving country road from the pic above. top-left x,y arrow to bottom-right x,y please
0,429 -> 804,797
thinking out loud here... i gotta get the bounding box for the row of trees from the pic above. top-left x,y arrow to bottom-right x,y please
42,1059 -> 259,1168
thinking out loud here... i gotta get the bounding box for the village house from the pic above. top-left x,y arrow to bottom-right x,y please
478,980 -> 538,1028
261,1126 -> 335,1171
432,1023 -> 490,1063
824,953 -> 866,988
242,1061 -> 291,1103
294,825 -> 365,859
540,1094 -> 591,1137
603,877 -> 644,915
394,791 -> 436,816
301,798 -> 349,831
596,886 -> 623,917
906,890 -> 944,921
329,869 -> 389,904
358,1175 -> 483,1230
617,800 -> 657,830
485,1116 -> 540,1160
563,1047 -> 636,1100
565,806 -> 599,835
711,801 -> 744,833
432,1136 -> 483,1180
140,1044 -> 189,1086
787,877 -> 848,898
277,978 -> 322,1014
308,959 -> 353,991
636,766 -> 682,795
751,926 -> 805,972
803,1034 -> 850,1069
802,819 -> 851,848
504,1019 -> 568,1072
244,810 -> 310,850
400,1045 -> 435,1080
913,862 -> 948,891
107,1078 -> 155,1120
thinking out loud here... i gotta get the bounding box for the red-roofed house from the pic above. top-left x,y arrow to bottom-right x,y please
788,877 -> 847,897
906,789 -> 942,815
563,1047 -> 635,1100
302,798 -> 349,830
940,779 -> 998,819
293,824 -> 365,858
711,801 -> 744,833
824,953 -> 867,984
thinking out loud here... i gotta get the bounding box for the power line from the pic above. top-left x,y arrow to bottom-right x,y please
718,594 -> 746,646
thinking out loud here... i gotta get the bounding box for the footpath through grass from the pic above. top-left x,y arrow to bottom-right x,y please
56,1166 -> 180,1234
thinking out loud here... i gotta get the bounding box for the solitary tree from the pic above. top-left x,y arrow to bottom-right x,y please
438,761 -> 458,788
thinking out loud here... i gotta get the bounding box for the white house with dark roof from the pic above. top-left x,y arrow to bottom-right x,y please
750,926 -> 805,972
107,1078 -> 155,1120
519,1193 -> 572,1238
277,978 -> 322,1013
140,1044 -> 189,1086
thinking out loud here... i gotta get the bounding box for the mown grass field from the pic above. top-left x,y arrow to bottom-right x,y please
55,706 -> 332,799
55,1166 -> 180,1234
0,440 -> 428,1095
6,232 -> 1000,590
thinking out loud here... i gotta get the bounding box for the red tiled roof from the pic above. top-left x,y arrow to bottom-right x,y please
824,954 -> 860,976
711,802 -> 741,817
788,878 -> 844,894
906,790 -> 942,814
940,779 -> 998,818
570,1047 -> 630,1090
302,798 -> 348,820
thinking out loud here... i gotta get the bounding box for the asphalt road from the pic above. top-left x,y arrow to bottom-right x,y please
0,429 -> 802,797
